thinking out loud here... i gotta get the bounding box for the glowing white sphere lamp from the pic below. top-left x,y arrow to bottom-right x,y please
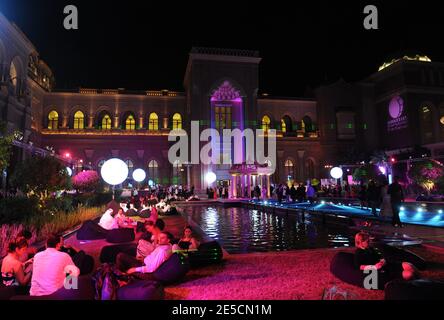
148,179 -> 154,187
100,158 -> 128,186
132,168 -> 146,182
330,167 -> 343,179
66,167 -> 73,177
205,172 -> 217,185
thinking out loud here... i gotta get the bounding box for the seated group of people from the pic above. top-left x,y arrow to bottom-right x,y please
117,219 -> 199,276
1,233 -> 81,297
1,220 -> 200,297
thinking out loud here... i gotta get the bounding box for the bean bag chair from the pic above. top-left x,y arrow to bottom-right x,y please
138,209 -> 151,218
378,244 -> 427,270
100,243 -> 137,264
117,280 -> 164,300
11,276 -> 95,300
149,253 -> 189,284
0,283 -> 16,300
106,228 -> 135,243
188,241 -> 224,268
330,252 -> 364,287
76,220 -> 109,240
385,279 -> 444,300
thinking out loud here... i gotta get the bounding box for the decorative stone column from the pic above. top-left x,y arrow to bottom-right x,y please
163,117 -> 168,129
267,175 -> 271,198
88,114 -> 94,128
62,114 -> 68,128
139,116 -> 144,129
247,174 -> 251,199
114,115 -> 119,129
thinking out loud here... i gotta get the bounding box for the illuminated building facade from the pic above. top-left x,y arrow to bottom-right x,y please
2,12 -> 444,191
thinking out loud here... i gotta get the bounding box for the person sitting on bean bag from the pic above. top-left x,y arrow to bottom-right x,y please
135,219 -> 165,260
172,226 -> 199,253
98,209 -> 119,231
354,232 -> 419,287
115,208 -> 136,229
116,231 -> 173,278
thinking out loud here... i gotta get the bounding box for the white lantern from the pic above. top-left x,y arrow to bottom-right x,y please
205,172 -> 217,185
330,167 -> 343,179
66,167 -> 73,177
100,158 -> 128,185
132,168 -> 146,182
148,179 -> 154,187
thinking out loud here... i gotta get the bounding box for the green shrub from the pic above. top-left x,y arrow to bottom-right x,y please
0,197 -> 39,224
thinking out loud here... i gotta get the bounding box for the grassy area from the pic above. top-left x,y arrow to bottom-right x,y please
1,205 -> 104,258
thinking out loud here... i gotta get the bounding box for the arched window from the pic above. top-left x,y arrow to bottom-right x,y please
125,114 -> 136,130
73,111 -> 85,129
9,60 -> 18,91
281,119 -> 286,132
284,159 -> 295,181
282,115 -> 293,133
302,115 -> 313,132
148,160 -> 159,183
149,113 -> 159,131
125,159 -> 134,177
48,110 -> 59,129
101,114 -> 112,130
172,113 -> 182,130
262,115 -> 271,132
421,106 -> 434,143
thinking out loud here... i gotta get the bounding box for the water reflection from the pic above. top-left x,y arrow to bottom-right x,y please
181,206 -> 353,254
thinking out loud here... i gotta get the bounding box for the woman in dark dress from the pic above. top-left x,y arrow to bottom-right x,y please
173,226 -> 199,252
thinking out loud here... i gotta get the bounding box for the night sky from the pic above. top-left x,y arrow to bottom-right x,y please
0,0 -> 443,96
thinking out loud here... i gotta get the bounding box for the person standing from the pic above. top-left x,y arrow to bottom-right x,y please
367,180 -> 380,216
387,176 -> 404,227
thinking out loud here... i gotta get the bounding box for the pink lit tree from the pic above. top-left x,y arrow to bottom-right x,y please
408,160 -> 444,194
72,170 -> 100,193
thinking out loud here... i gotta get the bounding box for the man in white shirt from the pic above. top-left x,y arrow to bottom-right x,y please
116,231 -> 173,275
98,208 -> 118,230
30,234 -> 80,296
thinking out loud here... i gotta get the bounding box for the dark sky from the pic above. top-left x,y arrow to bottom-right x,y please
1,0 -> 443,96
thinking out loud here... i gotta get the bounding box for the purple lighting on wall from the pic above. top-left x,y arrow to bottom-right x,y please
378,166 -> 386,175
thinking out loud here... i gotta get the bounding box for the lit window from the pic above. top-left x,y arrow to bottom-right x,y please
149,113 -> 159,131
48,110 -> 59,129
172,113 -> 182,130
215,107 -> 232,130
262,115 -> 271,132
73,111 -> 84,129
101,114 -> 112,130
148,160 -> 159,183
281,119 -> 286,132
125,114 -> 136,130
